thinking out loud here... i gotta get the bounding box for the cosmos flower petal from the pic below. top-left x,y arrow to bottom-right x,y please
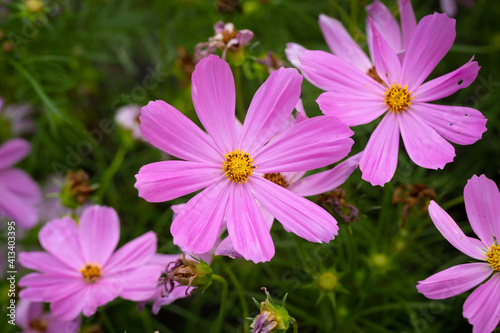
19,273 -> 81,302
81,279 -> 121,317
399,110 -> 456,169
38,217 -> 84,270
250,176 -> 338,243
255,116 -> 354,173
416,263 -> 492,299
171,181 -> 230,254
214,236 -> 243,259
0,168 -> 41,204
428,200 -> 486,260
318,14 -> 372,71
369,19 -> 402,85
79,205 -> 120,266
317,91 -> 387,126
300,50 -> 385,93
192,55 -> 237,152
135,161 -> 222,202
464,175 -> 500,247
415,58 -> 480,102
151,284 -> 191,315
366,0 -> 402,53
226,185 -> 275,263
398,0 -> 417,49
0,138 -> 31,170
140,100 -> 221,163
440,0 -> 458,17
19,251 -> 79,277
240,67 -> 302,152
285,42 -> 308,72
359,112 -> 400,186
116,265 -> 162,301
0,182 -> 39,229
105,231 -> 157,275
50,283 -> 88,321
289,152 -> 362,197
401,13 -> 456,91
413,103 -> 486,145
463,273 -> 500,333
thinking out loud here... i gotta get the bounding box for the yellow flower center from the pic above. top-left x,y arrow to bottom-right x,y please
80,263 -> 102,283
384,84 -> 413,113
486,244 -> 500,271
222,149 -> 255,183
263,173 -> 289,188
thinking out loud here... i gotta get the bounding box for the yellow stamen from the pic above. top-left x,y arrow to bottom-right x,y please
222,149 -> 255,183
263,173 -> 289,188
486,244 -> 500,272
384,84 -> 413,113
80,263 -> 102,283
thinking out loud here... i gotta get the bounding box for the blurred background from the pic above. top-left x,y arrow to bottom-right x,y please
1,0 -> 500,332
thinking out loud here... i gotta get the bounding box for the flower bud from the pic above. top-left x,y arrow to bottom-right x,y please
162,254 -> 213,296
250,288 -> 296,333
60,170 -> 93,209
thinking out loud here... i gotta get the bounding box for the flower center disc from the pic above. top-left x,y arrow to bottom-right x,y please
385,84 -> 413,113
486,244 -> 500,271
80,263 -> 102,283
223,149 -> 255,183
263,173 -> 289,188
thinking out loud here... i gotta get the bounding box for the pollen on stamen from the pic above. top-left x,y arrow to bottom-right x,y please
80,263 -> 102,284
263,173 -> 289,188
486,244 -> 500,272
222,149 -> 256,183
384,84 -> 413,113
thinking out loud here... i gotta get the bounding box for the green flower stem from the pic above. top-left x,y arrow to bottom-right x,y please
292,318 -> 299,333
212,274 -> 228,333
96,146 -> 127,203
221,261 -> 249,333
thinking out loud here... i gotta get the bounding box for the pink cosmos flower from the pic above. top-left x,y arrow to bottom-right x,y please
417,175 -> 500,333
286,0 -> 416,79
135,55 -> 354,263
440,0 -> 474,17
17,299 -> 80,333
0,138 -> 41,228
300,13 -> 487,186
213,151 -> 362,259
19,205 -> 162,321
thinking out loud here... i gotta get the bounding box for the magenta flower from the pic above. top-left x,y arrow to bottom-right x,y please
0,138 -> 41,228
214,152 -> 362,259
417,175 -> 500,333
286,0 -> 416,79
300,13 -> 487,186
17,299 -> 80,333
135,55 -> 354,263
19,205 -> 162,321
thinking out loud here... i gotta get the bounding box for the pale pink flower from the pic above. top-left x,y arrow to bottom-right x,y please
417,175 -> 500,333
440,0 -> 474,17
115,104 -> 146,142
0,138 -> 41,228
0,98 -> 36,136
135,55 -> 354,263
17,299 -> 80,333
286,0 -> 416,79
300,13 -> 487,186
19,205 -> 162,321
